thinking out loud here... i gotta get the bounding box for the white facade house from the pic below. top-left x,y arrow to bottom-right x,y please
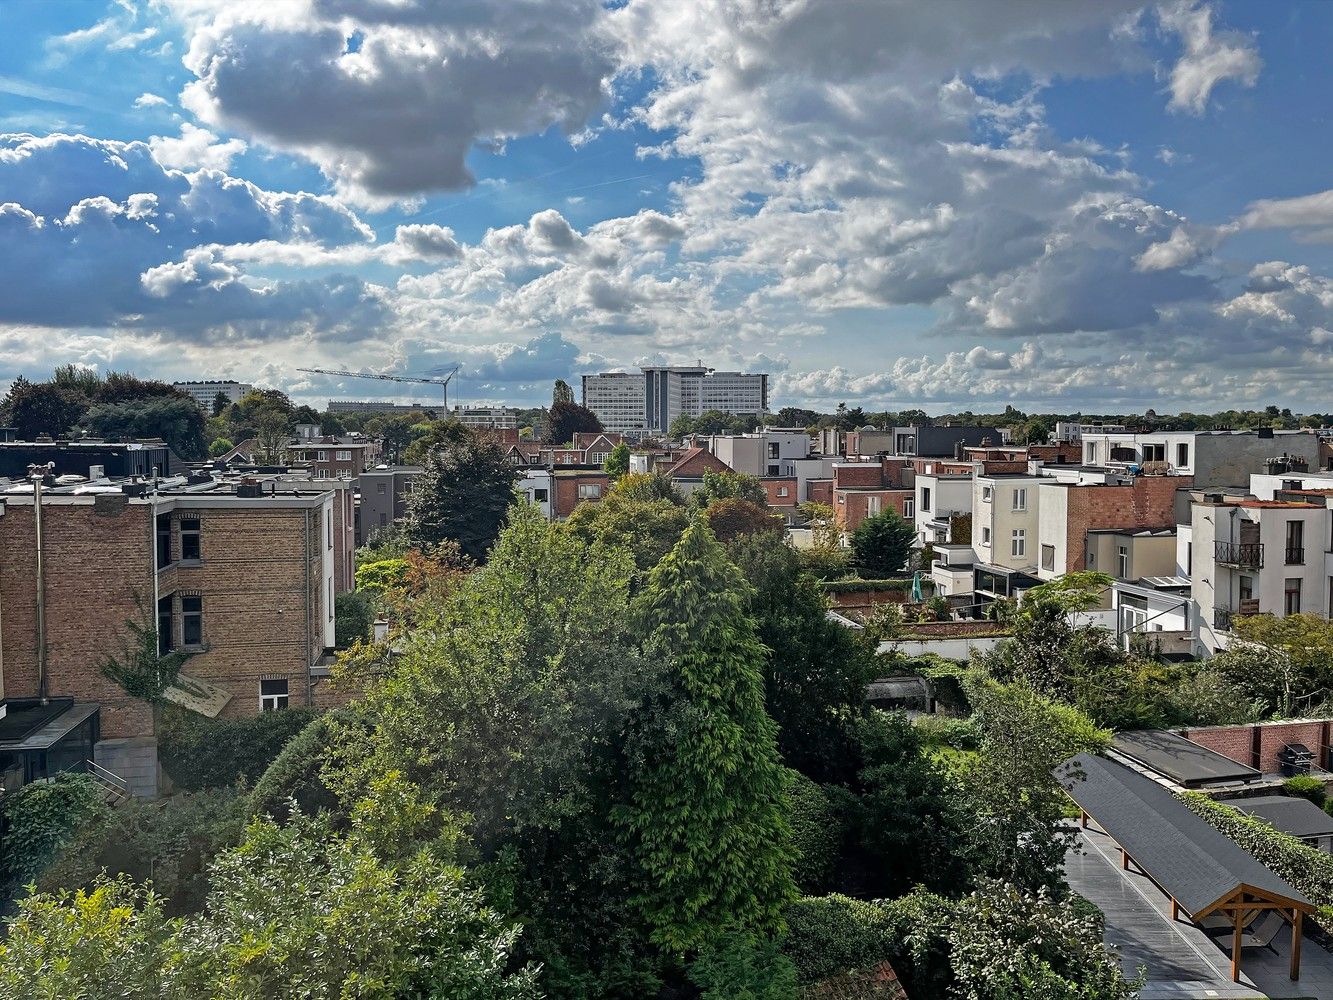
451,406 -> 520,429
915,466 -> 974,546
581,366 -> 769,434
706,430 -> 811,477
1189,490 -> 1331,652
517,469 -> 554,520
1054,421 -> 1126,443
173,380 -> 253,411
1079,428 -> 1321,488
1111,577 -> 1195,656
972,474 -> 1042,572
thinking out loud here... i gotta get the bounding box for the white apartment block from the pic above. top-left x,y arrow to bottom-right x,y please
1079,428 -> 1321,487
451,405 -> 520,430
1187,488 -> 1331,652
173,380 -> 253,411
582,365 -> 769,435
1054,421 -> 1126,442
972,474 -> 1041,573
706,430 -> 810,477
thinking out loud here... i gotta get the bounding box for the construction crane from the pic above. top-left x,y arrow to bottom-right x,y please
297,365 -> 461,411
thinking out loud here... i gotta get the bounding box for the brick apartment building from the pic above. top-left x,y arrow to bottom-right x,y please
290,437 -> 381,479
0,477 -> 338,746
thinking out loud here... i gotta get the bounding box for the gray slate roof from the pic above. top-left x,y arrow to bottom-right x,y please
1057,752 -> 1311,917
1228,795 -> 1333,840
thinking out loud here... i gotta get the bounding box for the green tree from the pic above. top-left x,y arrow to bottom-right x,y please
565,491 -> 690,572
704,497 -> 784,543
850,508 -> 915,573
726,535 -> 873,783
552,379 -> 575,406
1215,613 -> 1333,716
377,414 -> 421,464
603,441 -> 630,480
98,607 -> 197,705
545,400 -> 603,444
211,392 -> 230,417
402,418 -> 472,466
965,675 -> 1108,891
0,773 -> 108,898
335,590 -> 374,648
693,468 -> 767,507
0,377 -> 88,440
80,396 -> 208,460
615,517 -> 796,954
404,438 -> 516,561
614,471 -> 685,504
208,437 -> 234,458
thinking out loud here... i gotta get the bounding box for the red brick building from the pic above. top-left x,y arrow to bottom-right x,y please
0,479 -> 338,741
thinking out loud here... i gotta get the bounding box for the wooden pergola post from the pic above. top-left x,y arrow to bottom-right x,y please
1291,908 -> 1303,981
1121,847 -> 1131,871
1170,898 -> 1179,921
1080,809 -> 1089,829
1231,907 -> 1243,984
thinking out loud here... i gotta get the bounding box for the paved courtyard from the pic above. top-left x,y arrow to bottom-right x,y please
1067,825 -> 1333,999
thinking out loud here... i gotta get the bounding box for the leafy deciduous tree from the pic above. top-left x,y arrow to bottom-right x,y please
404,438 -> 516,561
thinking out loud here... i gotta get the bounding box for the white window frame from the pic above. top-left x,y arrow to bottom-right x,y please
336,450 -> 352,461
866,495 -> 882,516
777,486 -> 789,498
577,483 -> 603,500
1012,488 -> 1027,512
903,499 -> 914,519
1011,528 -> 1026,558
260,678 -> 290,712
981,526 -> 992,547
981,485 -> 993,502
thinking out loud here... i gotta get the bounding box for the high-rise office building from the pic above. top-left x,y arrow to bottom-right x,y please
581,365 -> 769,434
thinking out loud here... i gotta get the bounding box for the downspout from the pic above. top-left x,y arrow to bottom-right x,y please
32,469 -> 48,704
304,508 -> 313,709
0,500 -> 6,702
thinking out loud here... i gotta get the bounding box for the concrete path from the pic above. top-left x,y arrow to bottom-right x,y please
1067,825 -> 1333,999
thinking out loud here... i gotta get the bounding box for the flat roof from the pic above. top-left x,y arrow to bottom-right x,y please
1058,752 -> 1311,918
1112,729 -> 1260,787
1228,795 -> 1333,840
0,700 -> 99,751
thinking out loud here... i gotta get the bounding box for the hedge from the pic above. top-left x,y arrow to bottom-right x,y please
158,706 -> 319,791
784,894 -> 900,986
820,579 -> 917,594
788,773 -> 841,894
0,772 -> 107,901
1181,792 -> 1333,924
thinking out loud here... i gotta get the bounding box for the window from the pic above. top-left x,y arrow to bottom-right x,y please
179,518 -> 201,561
981,485 -> 993,502
1117,544 -> 1129,579
379,513 -> 387,527
1239,575 -> 1254,602
777,486 -> 789,498
921,486 -> 932,512
156,514 -> 171,568
377,482 -> 388,495
1177,442 -> 1189,468
902,499 -> 914,519
260,678 -> 289,712
1012,488 -> 1027,512
590,452 -> 608,465
1011,528 -> 1026,558
1285,578 -> 1303,616
1085,443 -> 1096,464
1041,544 -> 1055,571
532,488 -> 549,503
768,443 -> 780,459
866,496 -> 882,516
767,465 -> 780,476
157,595 -> 173,655
1287,519 -> 1305,564
1142,443 -> 1165,463
327,513 -> 332,549
181,596 -> 203,647
317,450 -> 328,461
981,526 -> 992,547
336,450 -> 351,461
578,483 -> 603,500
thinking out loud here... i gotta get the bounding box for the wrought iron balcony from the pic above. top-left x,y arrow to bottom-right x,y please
1214,540 -> 1263,569
1286,546 -> 1305,565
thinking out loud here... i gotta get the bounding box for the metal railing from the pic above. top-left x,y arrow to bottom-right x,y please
1286,545 -> 1305,565
1213,608 -> 1234,631
84,759 -> 131,805
1214,540 -> 1263,568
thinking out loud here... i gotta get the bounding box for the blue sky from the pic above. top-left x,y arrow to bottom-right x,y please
3,0 -> 1333,412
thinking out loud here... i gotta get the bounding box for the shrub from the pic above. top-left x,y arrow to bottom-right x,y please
1283,775 -> 1327,808
36,786 -> 248,915
783,894 -> 899,986
248,708 -> 359,822
0,772 -> 107,899
334,590 -> 374,649
1182,792 -> 1333,925
788,772 -> 840,894
158,706 -> 318,792
354,557 -> 410,595
912,714 -> 979,751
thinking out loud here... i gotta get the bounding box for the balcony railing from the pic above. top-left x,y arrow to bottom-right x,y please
1215,540 -> 1263,569
1286,545 -> 1305,565
1214,608 -> 1233,631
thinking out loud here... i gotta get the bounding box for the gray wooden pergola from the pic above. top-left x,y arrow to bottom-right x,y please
1058,752 -> 1314,983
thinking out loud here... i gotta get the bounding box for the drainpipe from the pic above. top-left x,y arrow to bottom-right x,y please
29,463 -> 52,704
303,508 -> 313,709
